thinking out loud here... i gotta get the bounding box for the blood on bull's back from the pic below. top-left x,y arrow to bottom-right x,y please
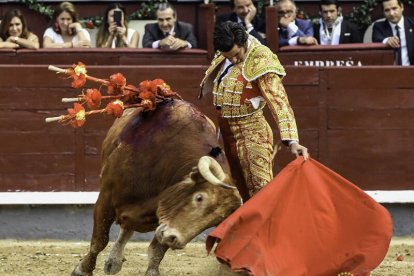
101,99 -> 229,201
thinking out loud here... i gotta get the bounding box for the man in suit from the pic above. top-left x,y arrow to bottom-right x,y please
216,0 -> 266,45
143,3 -> 197,50
313,0 -> 362,45
277,0 -> 318,46
372,0 -> 414,65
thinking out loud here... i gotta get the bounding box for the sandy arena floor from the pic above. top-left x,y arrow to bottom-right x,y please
0,238 -> 413,275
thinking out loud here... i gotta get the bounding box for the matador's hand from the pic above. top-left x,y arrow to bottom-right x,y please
290,143 -> 309,160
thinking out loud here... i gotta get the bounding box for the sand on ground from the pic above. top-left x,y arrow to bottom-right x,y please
0,238 -> 413,275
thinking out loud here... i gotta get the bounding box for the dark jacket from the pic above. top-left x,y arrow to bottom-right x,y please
372,17 -> 414,65
216,12 -> 266,45
279,18 -> 313,47
313,20 -> 362,44
142,21 -> 198,48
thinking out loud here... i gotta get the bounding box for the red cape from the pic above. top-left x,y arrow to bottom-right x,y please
206,158 -> 392,276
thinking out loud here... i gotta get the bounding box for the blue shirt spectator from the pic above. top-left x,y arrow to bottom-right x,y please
277,0 -> 317,46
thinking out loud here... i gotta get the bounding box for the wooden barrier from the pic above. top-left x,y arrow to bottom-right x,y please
318,66 -> 414,190
0,64 -> 209,192
279,43 -> 395,66
0,64 -> 413,193
0,45 -> 395,67
197,3 -> 215,59
0,48 -> 210,66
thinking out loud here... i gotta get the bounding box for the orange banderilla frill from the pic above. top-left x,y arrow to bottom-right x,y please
45,63 -> 183,128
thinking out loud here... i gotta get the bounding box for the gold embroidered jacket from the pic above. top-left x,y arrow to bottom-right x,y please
200,36 -> 299,141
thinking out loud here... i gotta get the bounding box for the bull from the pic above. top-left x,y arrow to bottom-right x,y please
71,99 -> 242,276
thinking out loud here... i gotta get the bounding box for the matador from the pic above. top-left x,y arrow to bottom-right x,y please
200,23 -> 308,200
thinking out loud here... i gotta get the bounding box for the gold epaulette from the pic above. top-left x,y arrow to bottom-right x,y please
242,45 -> 286,82
200,53 -> 225,87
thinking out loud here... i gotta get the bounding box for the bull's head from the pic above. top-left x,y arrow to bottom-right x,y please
155,156 -> 241,249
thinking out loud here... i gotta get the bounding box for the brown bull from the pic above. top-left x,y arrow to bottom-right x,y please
71,100 -> 242,276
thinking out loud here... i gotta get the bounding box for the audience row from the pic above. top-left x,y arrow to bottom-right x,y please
0,0 -> 411,65
0,2 -> 196,50
219,0 -> 412,65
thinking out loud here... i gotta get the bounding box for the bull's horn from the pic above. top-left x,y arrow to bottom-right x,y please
198,156 -> 235,189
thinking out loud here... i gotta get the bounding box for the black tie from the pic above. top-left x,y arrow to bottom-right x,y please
395,25 -> 402,65
218,64 -> 234,85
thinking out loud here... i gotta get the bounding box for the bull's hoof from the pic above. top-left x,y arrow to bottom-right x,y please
144,268 -> 160,276
71,265 -> 93,276
104,257 -> 126,275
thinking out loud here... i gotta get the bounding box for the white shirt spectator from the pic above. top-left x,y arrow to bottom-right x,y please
111,28 -> 136,48
43,27 -> 91,44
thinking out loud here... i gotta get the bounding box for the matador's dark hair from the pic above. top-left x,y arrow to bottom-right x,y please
214,21 -> 248,52
320,0 -> 339,8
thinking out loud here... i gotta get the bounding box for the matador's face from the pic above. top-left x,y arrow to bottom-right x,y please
221,44 -> 247,65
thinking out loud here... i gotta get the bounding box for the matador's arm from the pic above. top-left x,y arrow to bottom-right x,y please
257,72 -> 299,142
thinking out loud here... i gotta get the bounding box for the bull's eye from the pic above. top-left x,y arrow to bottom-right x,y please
195,194 -> 203,203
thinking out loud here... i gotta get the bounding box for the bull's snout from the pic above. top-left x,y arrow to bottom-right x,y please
155,223 -> 184,249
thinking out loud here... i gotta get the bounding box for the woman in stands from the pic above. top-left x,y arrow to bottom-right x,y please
0,9 -> 39,49
96,3 -> 139,48
43,1 -> 91,48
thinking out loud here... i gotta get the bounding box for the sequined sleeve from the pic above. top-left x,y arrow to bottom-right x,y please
257,73 -> 299,141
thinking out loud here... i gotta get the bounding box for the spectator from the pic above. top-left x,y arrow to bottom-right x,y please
314,0 -> 362,45
0,9 -> 39,49
142,3 -> 197,50
215,0 -> 266,45
96,3 -> 139,48
372,0 -> 414,65
43,1 -> 91,48
277,0 -> 317,46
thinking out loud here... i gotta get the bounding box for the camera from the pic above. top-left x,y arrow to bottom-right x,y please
114,10 -> 122,27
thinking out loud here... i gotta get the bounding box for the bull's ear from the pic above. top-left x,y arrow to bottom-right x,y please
189,167 -> 202,183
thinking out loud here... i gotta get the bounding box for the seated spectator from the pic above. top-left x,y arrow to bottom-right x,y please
372,0 -> 414,65
215,0 -> 266,45
314,0 -> 362,45
96,3 -> 139,48
142,3 -> 197,50
43,1 -> 91,48
0,9 -> 39,49
277,0 -> 318,46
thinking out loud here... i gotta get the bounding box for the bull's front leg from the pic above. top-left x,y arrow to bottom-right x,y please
145,236 -> 169,276
104,227 -> 134,274
71,192 -> 115,276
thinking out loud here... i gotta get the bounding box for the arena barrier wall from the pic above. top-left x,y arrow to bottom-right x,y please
0,63 -> 413,204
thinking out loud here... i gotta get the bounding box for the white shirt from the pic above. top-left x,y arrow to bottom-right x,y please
151,26 -> 192,49
287,22 -> 300,45
111,28 -> 136,48
319,16 -> 343,45
43,27 -> 91,44
384,17 -> 410,66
